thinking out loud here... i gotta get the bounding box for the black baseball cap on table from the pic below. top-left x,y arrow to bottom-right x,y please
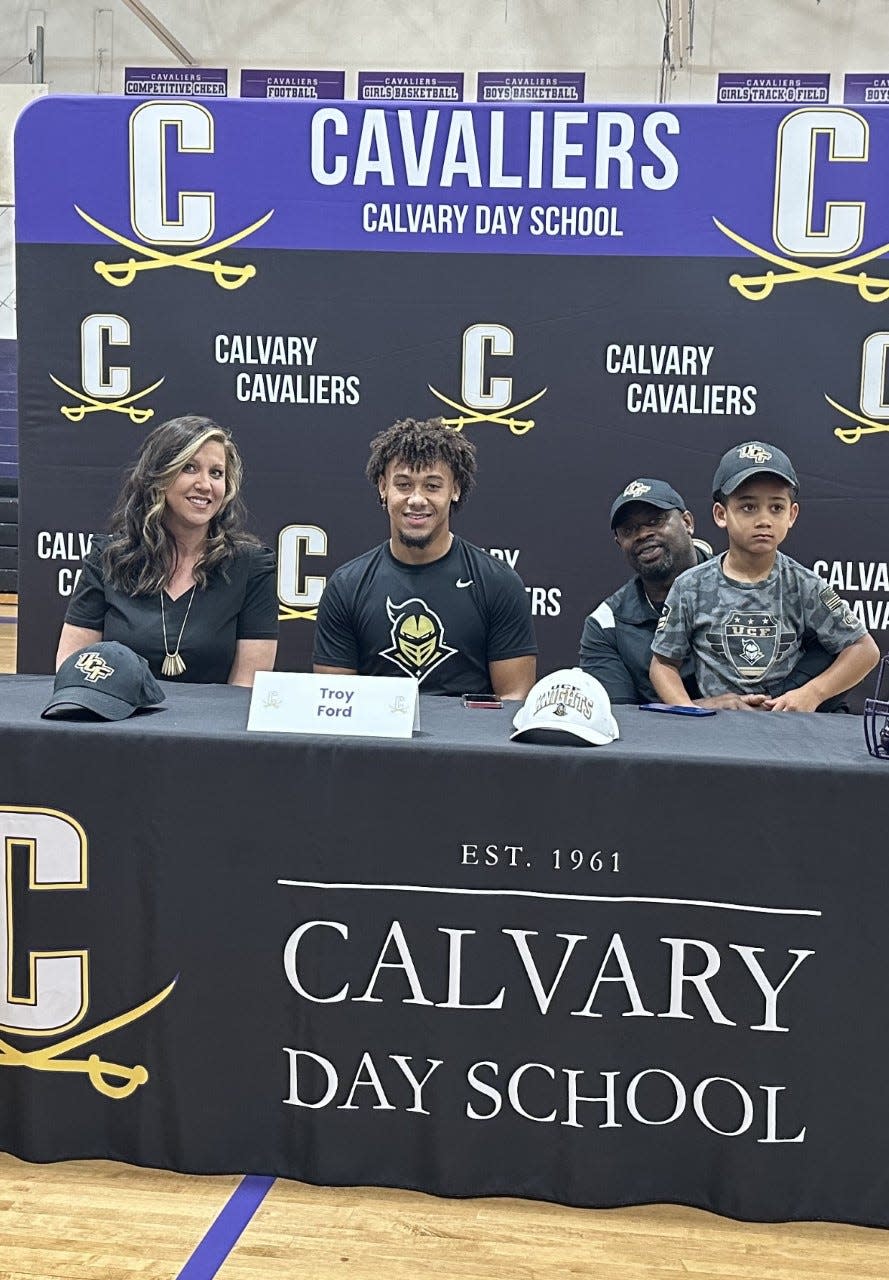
42,641 -> 166,721
712,441 -> 799,499
609,478 -> 688,529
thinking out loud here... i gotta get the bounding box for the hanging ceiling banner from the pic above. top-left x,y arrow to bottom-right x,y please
123,67 -> 229,97
715,72 -> 830,104
476,72 -> 585,103
240,70 -> 346,100
13,98 -> 889,687
356,72 -> 464,102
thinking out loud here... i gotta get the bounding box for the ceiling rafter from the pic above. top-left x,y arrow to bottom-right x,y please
117,0 -> 196,66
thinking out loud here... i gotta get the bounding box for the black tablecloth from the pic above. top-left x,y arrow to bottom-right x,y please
0,676 -> 887,1226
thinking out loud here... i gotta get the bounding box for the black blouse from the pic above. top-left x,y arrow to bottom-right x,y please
65,538 -> 279,684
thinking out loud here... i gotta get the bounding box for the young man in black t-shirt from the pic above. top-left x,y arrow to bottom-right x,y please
313,418 -> 537,698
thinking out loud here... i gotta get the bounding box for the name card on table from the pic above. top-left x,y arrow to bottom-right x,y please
247,672 -> 419,738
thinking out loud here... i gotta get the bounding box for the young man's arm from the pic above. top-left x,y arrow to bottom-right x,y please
489,654 -> 536,700
485,559 -> 538,700
312,572 -> 360,675
765,633 -> 880,712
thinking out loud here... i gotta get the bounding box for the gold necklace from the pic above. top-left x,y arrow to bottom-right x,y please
160,585 -> 197,677
643,589 -> 662,613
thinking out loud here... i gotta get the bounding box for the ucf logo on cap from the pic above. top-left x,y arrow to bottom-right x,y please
737,443 -> 772,465
622,480 -> 652,499
75,651 -> 115,683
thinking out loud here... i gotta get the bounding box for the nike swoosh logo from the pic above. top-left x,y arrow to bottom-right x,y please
456,578 -> 474,588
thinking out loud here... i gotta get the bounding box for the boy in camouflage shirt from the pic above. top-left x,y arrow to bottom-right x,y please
649,441 -> 879,712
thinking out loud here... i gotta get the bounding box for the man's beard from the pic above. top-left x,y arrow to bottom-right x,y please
398,530 -> 434,550
633,546 -> 675,581
635,540 -> 699,583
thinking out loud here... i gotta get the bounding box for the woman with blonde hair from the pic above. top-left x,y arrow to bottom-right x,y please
56,415 -> 278,686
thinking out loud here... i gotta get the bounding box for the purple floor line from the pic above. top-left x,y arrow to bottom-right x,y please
175,1175 -> 275,1280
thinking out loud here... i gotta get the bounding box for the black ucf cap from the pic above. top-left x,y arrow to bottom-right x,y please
610,478 -> 687,529
712,441 -> 799,499
42,642 -> 166,721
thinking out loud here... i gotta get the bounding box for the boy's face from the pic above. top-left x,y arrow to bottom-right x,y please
713,475 -> 799,556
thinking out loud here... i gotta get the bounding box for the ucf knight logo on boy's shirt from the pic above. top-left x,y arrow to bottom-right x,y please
708,612 -> 796,680
381,596 -> 456,682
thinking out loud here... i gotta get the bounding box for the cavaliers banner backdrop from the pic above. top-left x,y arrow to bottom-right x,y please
13,98 -> 889,680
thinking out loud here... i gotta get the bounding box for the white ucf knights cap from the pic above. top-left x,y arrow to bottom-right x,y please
511,668 -> 619,747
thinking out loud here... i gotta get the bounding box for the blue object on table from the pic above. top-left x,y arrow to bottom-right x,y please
639,703 -> 717,716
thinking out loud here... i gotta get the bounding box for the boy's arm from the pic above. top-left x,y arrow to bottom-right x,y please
649,653 -> 696,705
765,633 -> 880,712
649,581 -> 697,705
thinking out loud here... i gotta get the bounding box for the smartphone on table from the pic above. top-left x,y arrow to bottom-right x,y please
461,693 -> 503,709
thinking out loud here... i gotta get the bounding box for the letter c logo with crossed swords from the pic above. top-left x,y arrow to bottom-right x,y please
75,205 -> 274,291
0,977 -> 177,1099
427,384 -> 547,436
823,393 -> 889,446
50,373 -> 165,424
713,216 -> 889,303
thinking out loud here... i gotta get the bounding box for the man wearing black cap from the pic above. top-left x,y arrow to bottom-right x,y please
650,441 -> 879,712
580,470 -> 846,708
578,477 -> 738,706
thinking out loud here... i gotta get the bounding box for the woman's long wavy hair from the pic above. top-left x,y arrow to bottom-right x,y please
102,415 -> 257,595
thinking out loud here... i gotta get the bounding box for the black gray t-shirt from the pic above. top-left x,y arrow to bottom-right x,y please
651,551 -> 866,696
313,536 -> 537,695
65,538 -> 279,684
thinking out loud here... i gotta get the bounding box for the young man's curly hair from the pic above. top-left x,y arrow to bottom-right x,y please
365,418 -> 477,512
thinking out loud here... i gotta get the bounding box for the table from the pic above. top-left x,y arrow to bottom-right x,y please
0,676 -> 887,1227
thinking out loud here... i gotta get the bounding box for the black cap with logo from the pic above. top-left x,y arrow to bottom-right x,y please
712,441 -> 799,500
609,478 -> 688,529
42,642 -> 166,721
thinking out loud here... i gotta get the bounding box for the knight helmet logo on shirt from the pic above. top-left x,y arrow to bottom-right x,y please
721,612 -> 780,679
381,596 -> 457,682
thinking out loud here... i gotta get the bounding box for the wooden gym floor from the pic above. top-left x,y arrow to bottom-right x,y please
1,599 -> 887,1279
0,592 -> 15,673
0,1153 -> 887,1280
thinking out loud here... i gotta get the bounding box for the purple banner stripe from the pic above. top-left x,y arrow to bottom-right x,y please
175,1175 -> 275,1280
21,98 -> 889,258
